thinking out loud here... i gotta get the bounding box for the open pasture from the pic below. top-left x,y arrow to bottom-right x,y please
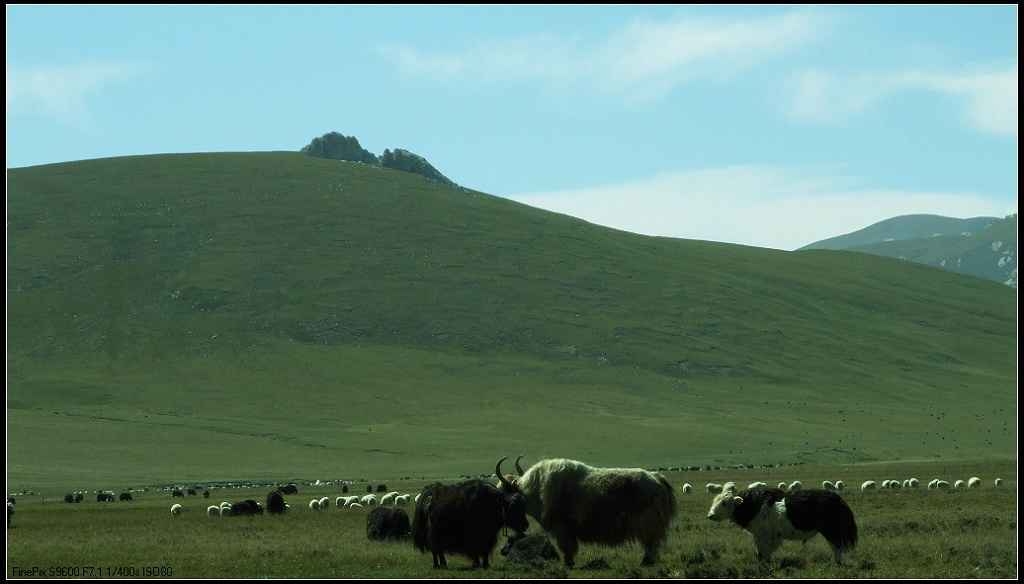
6,458 -> 1016,578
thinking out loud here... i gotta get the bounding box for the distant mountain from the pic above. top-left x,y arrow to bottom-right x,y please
301,131 -> 455,186
802,214 -> 1017,288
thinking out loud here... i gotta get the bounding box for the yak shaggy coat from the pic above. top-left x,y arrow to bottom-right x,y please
707,487 -> 858,564
508,458 -> 677,567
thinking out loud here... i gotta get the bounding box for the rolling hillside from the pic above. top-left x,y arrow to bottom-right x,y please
6,153 -> 1017,491
802,214 -> 1017,287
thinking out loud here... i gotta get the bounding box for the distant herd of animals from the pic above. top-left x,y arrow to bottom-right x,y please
6,458 -> 1007,570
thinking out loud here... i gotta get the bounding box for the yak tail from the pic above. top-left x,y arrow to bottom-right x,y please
823,496 -> 858,552
411,495 -> 430,552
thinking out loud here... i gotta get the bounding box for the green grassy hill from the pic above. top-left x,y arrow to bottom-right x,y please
6,153 -> 1017,492
801,214 -> 1000,251
802,214 -> 1017,287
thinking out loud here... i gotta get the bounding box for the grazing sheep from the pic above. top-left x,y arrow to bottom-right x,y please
994,478 -> 1002,487
788,481 -> 802,491
336,496 -> 347,508
681,483 -> 693,494
723,482 -> 737,493
902,480 -> 911,488
360,494 -> 378,506
777,482 -> 788,491
908,478 -> 919,488
954,480 -> 965,489
170,504 -> 183,516
889,480 -> 901,490
219,502 -> 232,512
748,482 -> 768,490
881,480 -> 891,489
706,483 -> 724,494
967,477 -> 981,489
395,494 -> 411,505
319,497 -> 330,509
935,480 -> 950,489
707,487 -> 857,565
380,492 -> 397,506
349,502 -> 364,509
834,481 -> 845,491
927,479 -> 939,490
860,481 -> 877,491
822,481 -> 835,490
309,499 -> 320,511
207,505 -> 221,517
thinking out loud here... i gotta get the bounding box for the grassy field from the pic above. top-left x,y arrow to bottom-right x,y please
6,153 -> 1017,489
6,459 -> 1016,579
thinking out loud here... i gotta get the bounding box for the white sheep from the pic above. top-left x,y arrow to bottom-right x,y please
835,481 -> 845,490
889,480 -> 902,490
722,482 -> 737,493
170,503 -> 183,516
349,502 -> 363,509
953,480 -> 965,489
681,483 -> 693,494
319,497 -> 330,509
788,480 -> 802,491
360,494 -> 378,506
822,480 -> 836,490
967,477 -> 981,489
380,492 -> 397,506
206,505 -> 220,517
309,499 -> 320,511
860,480 -> 877,491
935,480 -> 950,489
777,482 -> 788,490
908,478 -> 919,488
994,478 -> 1002,487
395,494 -> 411,505
706,483 -> 724,494
927,479 -> 939,490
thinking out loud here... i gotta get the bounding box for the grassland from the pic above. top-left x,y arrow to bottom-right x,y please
6,153 -> 1017,491
6,459 -> 1016,579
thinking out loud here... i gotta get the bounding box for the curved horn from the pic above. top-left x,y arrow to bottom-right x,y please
496,457 -> 514,491
515,455 -> 525,476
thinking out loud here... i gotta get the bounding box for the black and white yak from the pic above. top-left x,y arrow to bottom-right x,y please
706,486 -> 858,565
412,477 -> 529,569
496,457 -> 677,567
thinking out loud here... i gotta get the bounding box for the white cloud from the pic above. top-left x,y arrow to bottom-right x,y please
788,67 -> 1018,137
379,10 -> 832,100
511,166 -> 1012,251
6,62 -> 140,124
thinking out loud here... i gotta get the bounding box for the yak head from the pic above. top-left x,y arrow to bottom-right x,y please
707,491 -> 743,522
495,457 -> 530,534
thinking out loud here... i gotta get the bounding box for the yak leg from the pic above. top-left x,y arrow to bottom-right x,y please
641,539 -> 661,566
553,526 -> 579,568
482,553 -> 490,569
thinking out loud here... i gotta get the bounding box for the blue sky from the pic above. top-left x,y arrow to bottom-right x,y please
6,5 -> 1018,249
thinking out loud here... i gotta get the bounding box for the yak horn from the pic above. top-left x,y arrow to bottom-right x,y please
515,455 -> 525,476
496,457 -> 514,491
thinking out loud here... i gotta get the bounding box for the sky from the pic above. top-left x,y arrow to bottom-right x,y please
6,5 -> 1019,250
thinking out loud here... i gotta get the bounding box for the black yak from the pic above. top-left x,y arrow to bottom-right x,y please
227,499 -> 264,516
64,494 -> 75,504
342,484 -> 349,494
376,484 -> 388,493
119,492 -> 133,501
96,492 -> 116,502
266,490 -> 287,514
707,486 -> 858,565
171,489 -> 184,498
412,477 -> 528,569
279,483 -> 299,495
497,457 -> 677,567
367,506 -> 411,540
187,488 -> 197,496
74,493 -> 83,503
203,490 -> 211,498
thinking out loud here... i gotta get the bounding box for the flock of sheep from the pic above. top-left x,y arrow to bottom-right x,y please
686,475 -> 1001,495
171,490 -> 420,516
